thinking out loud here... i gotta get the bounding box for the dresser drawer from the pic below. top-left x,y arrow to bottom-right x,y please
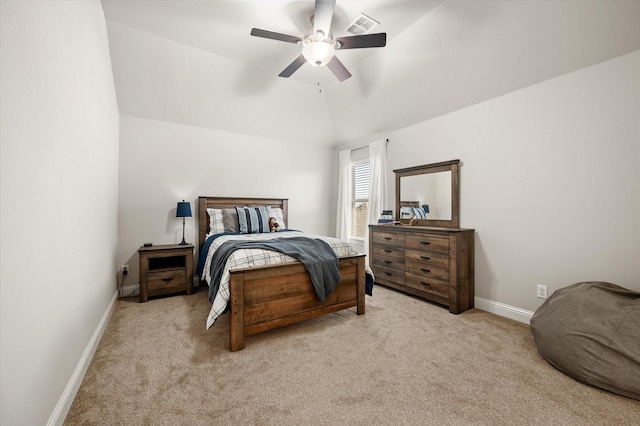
372,231 -> 405,246
373,255 -> 405,271
406,249 -> 449,270
372,265 -> 405,286
406,234 -> 449,254
405,271 -> 449,298
147,269 -> 187,296
405,262 -> 449,284
372,245 -> 405,261
373,242 -> 405,261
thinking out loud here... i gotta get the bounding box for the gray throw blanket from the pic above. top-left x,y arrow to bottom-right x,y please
207,236 -> 342,304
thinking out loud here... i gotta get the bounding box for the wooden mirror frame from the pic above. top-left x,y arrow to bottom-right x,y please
394,159 -> 460,228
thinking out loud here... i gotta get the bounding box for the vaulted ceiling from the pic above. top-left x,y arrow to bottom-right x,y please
101,0 -> 640,148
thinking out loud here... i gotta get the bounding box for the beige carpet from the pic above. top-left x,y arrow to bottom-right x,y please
65,286 -> 640,425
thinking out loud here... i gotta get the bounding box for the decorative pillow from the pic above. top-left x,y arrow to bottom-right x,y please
206,208 -> 224,235
400,206 -> 426,219
221,208 -> 239,233
412,207 -> 426,219
267,206 -> 286,229
236,206 -> 270,234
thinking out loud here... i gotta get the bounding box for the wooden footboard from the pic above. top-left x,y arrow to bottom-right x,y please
228,254 -> 366,351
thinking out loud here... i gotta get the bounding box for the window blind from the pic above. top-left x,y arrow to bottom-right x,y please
352,161 -> 370,201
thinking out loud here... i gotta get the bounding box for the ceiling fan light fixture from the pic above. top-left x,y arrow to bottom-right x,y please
302,40 -> 335,67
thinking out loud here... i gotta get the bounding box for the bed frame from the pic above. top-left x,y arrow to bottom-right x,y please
198,197 -> 366,351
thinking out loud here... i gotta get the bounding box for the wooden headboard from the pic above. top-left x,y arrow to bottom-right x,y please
400,201 -> 420,208
197,197 -> 289,251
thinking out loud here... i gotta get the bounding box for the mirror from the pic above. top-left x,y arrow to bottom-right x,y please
400,171 -> 452,220
395,159 -> 460,228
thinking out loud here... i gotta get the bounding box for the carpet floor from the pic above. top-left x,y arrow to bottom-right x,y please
65,286 -> 639,425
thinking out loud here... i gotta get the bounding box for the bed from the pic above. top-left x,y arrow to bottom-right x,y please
197,196 -> 368,351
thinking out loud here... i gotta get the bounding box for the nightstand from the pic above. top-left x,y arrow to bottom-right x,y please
138,244 -> 194,303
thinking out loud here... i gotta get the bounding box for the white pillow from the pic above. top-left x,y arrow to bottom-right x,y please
267,207 -> 286,229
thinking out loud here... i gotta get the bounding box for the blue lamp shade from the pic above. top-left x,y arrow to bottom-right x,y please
176,201 -> 192,218
422,204 -> 430,214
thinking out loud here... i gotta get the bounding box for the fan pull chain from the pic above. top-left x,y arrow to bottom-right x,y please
317,67 -> 322,94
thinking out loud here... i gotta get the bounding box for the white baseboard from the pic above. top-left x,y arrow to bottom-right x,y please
119,278 -> 197,298
120,284 -> 139,297
47,290 -> 118,426
474,296 -> 534,325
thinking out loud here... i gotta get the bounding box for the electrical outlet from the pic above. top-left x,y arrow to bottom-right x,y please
537,284 -> 548,299
122,264 -> 129,275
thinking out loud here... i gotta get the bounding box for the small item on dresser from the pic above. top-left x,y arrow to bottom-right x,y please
378,210 -> 394,223
143,243 -> 153,247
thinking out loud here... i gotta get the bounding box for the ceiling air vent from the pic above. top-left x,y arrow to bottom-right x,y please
345,13 -> 379,35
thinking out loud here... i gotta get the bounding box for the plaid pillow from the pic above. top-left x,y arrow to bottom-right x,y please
206,208 -> 224,235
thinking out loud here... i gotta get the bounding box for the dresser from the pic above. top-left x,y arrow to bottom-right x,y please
369,224 -> 474,314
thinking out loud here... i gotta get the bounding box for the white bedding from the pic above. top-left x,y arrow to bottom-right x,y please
201,231 -> 362,329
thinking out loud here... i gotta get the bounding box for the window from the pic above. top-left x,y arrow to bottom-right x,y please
351,160 -> 370,239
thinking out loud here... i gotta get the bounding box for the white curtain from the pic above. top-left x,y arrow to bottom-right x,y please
336,149 -> 351,241
364,139 -> 388,265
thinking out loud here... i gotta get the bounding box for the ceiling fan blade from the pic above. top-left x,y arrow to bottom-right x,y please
279,55 -> 307,78
313,0 -> 336,36
327,56 -> 351,82
250,28 -> 302,44
336,33 -> 387,49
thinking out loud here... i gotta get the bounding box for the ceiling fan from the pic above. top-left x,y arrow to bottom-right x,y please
250,0 -> 387,82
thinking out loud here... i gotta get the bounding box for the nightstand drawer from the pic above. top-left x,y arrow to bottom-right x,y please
147,269 -> 187,296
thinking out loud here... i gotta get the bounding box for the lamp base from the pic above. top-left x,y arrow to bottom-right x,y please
179,220 -> 188,245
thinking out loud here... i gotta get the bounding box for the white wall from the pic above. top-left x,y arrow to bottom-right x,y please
0,2 -> 119,425
384,50 -> 640,314
117,115 -> 338,286
104,19 -> 336,147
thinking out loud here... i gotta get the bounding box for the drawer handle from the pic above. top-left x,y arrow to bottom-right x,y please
384,260 -> 392,264
420,256 -> 431,260
421,268 -> 431,273
384,237 -> 392,240
420,282 -> 432,287
384,272 -> 392,276
420,241 -> 431,245
384,249 -> 392,253
162,277 -> 173,282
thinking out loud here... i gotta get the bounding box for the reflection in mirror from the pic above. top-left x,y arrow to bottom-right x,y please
394,159 -> 460,228
400,171 -> 452,220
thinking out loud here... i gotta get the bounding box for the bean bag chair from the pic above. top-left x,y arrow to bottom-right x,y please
530,281 -> 640,400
